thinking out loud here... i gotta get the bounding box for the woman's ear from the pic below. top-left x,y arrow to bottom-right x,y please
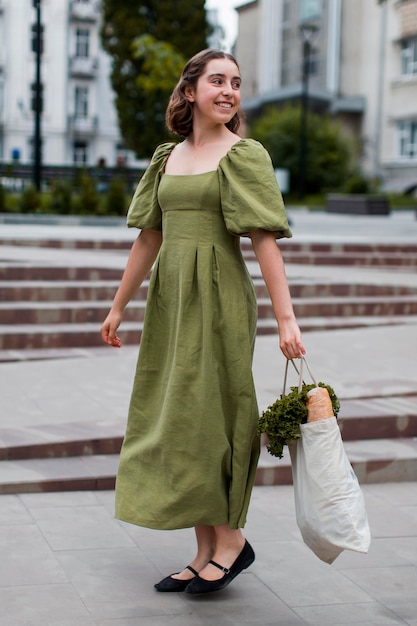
184,85 -> 195,102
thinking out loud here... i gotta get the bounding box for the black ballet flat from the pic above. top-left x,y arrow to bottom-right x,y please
185,540 -> 255,595
154,565 -> 198,592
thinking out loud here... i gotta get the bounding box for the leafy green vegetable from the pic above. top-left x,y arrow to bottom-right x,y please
257,383 -> 340,459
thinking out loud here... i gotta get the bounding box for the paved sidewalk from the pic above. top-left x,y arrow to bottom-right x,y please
0,210 -> 417,624
1,483 -> 417,625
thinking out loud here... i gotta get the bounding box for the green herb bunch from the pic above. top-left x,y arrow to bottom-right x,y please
257,383 -> 340,459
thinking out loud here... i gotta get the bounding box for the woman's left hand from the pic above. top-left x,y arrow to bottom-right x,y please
278,318 -> 306,360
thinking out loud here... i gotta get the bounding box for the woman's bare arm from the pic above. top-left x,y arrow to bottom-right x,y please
101,228 -> 162,346
250,229 -> 305,360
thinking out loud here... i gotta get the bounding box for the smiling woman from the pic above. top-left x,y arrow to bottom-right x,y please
101,48 -> 304,597
163,55 -> 243,173
165,50 -> 242,141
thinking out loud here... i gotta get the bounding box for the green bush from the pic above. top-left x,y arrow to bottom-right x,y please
75,172 -> 99,214
250,105 -> 355,195
47,180 -> 73,214
104,177 -> 128,216
343,172 -> 371,194
0,184 -> 5,212
19,184 -> 41,213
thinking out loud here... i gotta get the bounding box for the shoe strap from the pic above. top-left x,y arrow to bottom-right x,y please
209,559 -> 230,575
186,565 -> 198,576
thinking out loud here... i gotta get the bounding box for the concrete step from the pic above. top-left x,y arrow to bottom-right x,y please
3,237 -> 417,255
0,394 -> 415,493
2,295 -> 417,326
0,321 -> 143,351
255,437 -> 417,487
1,279 -> 416,302
0,300 -> 146,325
1,437 -> 417,494
0,420 -> 125,461
281,295 -> 417,319
0,238 -> 133,251
0,395 -> 415,461
0,280 -> 145,302
2,238 -> 417,269
280,251 -> 417,268
0,345 -> 123,363
0,454 -> 119,494
0,264 -> 124,281
3,315 -> 417,352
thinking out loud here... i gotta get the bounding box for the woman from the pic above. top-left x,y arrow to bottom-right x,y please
101,49 -> 305,595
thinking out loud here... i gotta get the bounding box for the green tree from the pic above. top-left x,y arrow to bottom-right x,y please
133,34 -> 185,93
101,0 -> 211,157
250,106 -> 354,195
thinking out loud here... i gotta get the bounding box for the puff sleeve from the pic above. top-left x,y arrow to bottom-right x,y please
218,138 -> 292,239
126,143 -> 175,230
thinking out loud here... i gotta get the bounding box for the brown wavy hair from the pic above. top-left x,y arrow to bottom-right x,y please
166,49 -> 242,137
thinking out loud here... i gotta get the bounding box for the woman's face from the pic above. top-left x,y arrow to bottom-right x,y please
187,58 -> 241,127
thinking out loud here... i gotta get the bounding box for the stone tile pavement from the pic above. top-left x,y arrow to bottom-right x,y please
1,483 -> 417,625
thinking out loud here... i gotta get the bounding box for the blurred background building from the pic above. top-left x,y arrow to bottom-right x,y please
0,0 -> 416,195
0,0 -> 134,169
234,0 -> 417,193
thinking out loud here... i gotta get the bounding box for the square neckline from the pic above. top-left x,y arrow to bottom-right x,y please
162,138 -> 245,177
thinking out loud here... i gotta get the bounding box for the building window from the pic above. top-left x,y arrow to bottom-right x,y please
397,120 -> 417,158
73,141 -> 88,165
300,0 -> 322,21
401,37 -> 417,77
75,28 -> 90,58
74,86 -> 89,117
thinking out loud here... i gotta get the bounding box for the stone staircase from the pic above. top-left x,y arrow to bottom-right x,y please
1,238 -> 417,356
0,393 -> 416,494
0,234 -> 417,493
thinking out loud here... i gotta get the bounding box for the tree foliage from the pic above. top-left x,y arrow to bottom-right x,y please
250,106 -> 354,195
101,1 -> 211,157
132,34 -> 186,94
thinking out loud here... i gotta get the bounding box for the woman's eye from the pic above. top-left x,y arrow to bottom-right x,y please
232,82 -> 241,89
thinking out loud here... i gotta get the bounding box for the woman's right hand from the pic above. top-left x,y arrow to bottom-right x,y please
101,309 -> 123,348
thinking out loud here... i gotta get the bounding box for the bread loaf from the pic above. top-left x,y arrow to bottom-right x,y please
306,387 -> 334,422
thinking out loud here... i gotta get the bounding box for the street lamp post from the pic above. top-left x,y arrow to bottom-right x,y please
298,22 -> 318,201
32,0 -> 43,191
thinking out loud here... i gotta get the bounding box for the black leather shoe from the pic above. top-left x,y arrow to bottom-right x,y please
154,565 -> 198,592
185,540 -> 255,595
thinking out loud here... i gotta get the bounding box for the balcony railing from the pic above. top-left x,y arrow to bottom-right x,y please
69,0 -> 99,22
70,56 -> 98,78
69,115 -> 98,136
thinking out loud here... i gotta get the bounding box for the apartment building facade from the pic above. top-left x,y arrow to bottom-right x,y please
234,0 -> 417,192
0,0 -> 135,169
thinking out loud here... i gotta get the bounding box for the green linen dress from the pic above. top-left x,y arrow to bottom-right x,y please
115,138 -> 292,530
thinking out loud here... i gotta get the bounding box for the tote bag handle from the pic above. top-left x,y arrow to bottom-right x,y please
282,356 -> 317,396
